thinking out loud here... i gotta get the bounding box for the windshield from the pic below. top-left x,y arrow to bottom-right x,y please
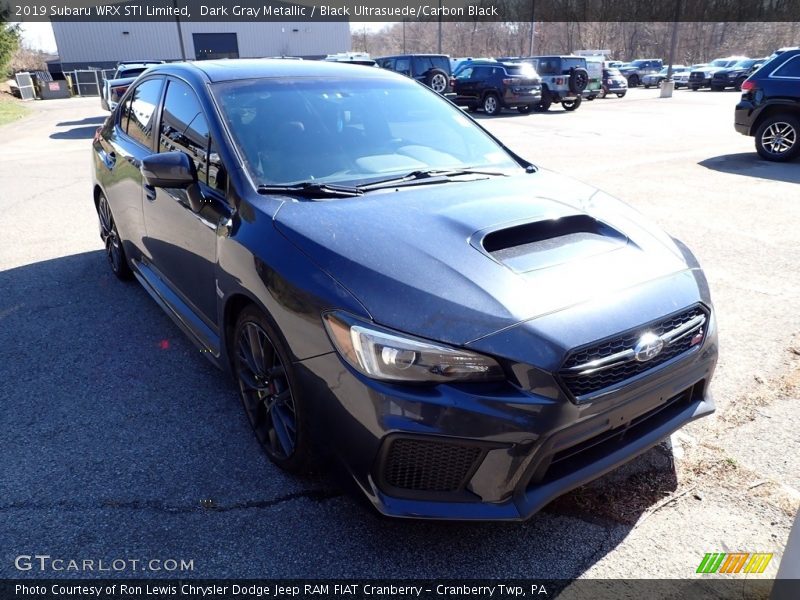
605,68 -> 622,76
213,77 -> 519,187
710,59 -> 736,67
733,59 -> 757,68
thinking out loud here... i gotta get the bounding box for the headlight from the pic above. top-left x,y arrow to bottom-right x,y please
323,311 -> 504,384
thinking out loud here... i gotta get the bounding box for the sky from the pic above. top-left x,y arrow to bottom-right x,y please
18,21 -> 390,55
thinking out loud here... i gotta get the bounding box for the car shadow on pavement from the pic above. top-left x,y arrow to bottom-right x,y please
699,152 -> 800,184
1,250 -> 678,579
49,125 -> 100,140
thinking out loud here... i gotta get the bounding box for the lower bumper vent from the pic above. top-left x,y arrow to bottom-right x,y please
382,438 -> 482,494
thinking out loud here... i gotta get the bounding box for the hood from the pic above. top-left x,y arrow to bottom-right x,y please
272,171 -> 691,346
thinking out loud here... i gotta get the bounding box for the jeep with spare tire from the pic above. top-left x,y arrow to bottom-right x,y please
376,54 -> 453,95
514,55 -> 590,111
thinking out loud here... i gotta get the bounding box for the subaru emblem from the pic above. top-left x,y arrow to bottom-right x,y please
634,332 -> 664,362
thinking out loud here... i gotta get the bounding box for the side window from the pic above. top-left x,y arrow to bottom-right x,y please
773,56 -> 800,78
160,79 -> 211,185
395,58 -> 411,75
125,78 -> 163,148
456,67 -> 473,80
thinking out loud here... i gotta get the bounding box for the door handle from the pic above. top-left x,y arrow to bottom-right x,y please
144,184 -> 157,201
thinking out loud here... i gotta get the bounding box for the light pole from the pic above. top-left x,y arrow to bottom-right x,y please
661,0 -> 682,97
437,0 -> 442,54
528,0 -> 535,56
173,0 -> 186,60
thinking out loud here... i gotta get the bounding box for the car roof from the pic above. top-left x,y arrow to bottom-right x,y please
143,59 -> 397,83
378,54 -> 448,59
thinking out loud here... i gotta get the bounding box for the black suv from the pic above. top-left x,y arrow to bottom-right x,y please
452,61 -> 542,115
376,54 -> 452,94
735,48 -> 800,161
711,58 -> 763,91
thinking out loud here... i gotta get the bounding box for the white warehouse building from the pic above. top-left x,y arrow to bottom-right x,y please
50,20 -> 351,71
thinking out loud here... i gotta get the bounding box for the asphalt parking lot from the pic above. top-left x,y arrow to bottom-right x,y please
1,88 -> 798,581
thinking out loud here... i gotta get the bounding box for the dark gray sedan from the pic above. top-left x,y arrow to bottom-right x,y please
91,60 -> 717,520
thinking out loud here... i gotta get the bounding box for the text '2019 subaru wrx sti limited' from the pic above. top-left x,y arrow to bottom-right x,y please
92,60 -> 717,520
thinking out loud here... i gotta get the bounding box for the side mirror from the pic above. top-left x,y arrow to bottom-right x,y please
141,151 -> 204,212
141,151 -> 197,188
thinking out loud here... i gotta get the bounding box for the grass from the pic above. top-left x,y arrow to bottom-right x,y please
0,94 -> 29,127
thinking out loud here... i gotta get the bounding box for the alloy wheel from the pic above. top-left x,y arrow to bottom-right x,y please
430,73 -> 448,94
98,195 -> 125,275
484,95 -> 498,115
235,321 -> 298,460
761,121 -> 797,156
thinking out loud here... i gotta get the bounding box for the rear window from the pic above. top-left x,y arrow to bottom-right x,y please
773,55 -> 800,77
506,65 -> 538,78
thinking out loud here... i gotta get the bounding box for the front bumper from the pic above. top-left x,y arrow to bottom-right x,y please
296,311 -> 718,520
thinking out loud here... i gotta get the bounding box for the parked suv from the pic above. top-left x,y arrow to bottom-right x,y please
376,54 -> 452,94
710,58 -> 764,91
516,55 -> 589,111
452,60 -> 542,115
735,48 -> 800,161
619,59 -> 663,87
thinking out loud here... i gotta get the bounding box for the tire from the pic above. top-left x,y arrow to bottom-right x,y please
425,69 -> 449,94
644,84 -> 651,89
232,306 -> 315,473
533,90 -> 552,112
466,105 -> 478,113
517,105 -> 532,114
598,85 -> 608,99
628,74 -> 640,87
616,92 -> 626,98
569,68 -> 589,94
585,95 -> 595,101
483,93 -> 501,116
562,96 -> 582,111
754,114 -> 800,162
691,86 -> 699,91
97,192 -> 132,280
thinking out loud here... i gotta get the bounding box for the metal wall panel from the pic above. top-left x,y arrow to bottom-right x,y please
51,21 -> 351,67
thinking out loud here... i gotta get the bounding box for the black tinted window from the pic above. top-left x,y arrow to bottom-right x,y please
431,56 -> 450,74
395,58 -> 410,73
160,79 -> 210,185
124,77 -> 163,148
412,56 -> 431,74
773,56 -> 800,77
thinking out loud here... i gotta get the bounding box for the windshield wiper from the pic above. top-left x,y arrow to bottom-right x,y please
357,168 -> 509,192
257,182 -> 363,198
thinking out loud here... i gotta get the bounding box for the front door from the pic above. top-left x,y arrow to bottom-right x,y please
142,77 -> 231,329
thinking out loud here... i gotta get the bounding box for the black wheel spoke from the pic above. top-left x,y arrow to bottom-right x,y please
270,404 -> 295,456
234,319 -> 299,462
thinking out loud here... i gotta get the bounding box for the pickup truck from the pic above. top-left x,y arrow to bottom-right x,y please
100,61 -> 163,111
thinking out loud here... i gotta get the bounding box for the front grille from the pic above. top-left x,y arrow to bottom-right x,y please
559,305 -> 708,399
382,438 -> 482,493
689,72 -> 705,81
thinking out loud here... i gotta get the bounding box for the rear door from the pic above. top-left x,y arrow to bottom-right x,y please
142,76 -> 232,329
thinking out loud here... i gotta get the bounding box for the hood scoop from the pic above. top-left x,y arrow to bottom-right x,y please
478,215 -> 630,273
